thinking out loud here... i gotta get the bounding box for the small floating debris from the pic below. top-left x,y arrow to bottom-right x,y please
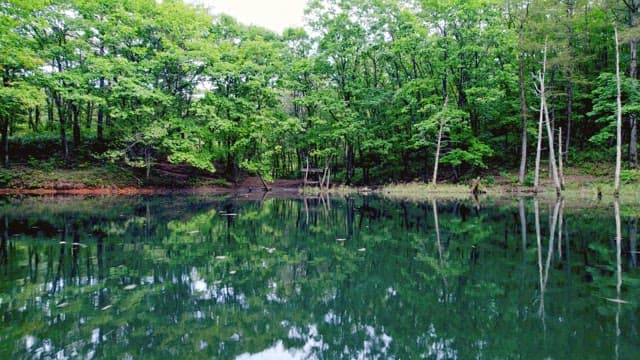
229,270 -> 237,275
605,298 -> 630,304
72,243 -> 87,248
229,333 -> 241,341
213,280 -> 222,285
123,284 -> 137,290
336,238 -> 346,242
188,230 -> 200,235
59,241 -> 67,244
358,248 -> 366,252
101,305 -> 112,311
221,213 -> 237,216
57,302 -> 69,308
215,255 -> 227,260
266,248 -> 276,254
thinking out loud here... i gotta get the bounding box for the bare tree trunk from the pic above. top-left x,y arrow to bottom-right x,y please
543,98 -> 561,196
615,27 -> 623,196
538,39 -> 562,197
518,21 -> 528,184
533,42 -> 547,194
256,171 -> 270,192
566,79 -> 573,163
534,97 -> 544,193
559,127 -> 565,189
145,145 -> 151,180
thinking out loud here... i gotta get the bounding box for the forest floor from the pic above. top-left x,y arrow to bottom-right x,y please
0,161 -> 638,199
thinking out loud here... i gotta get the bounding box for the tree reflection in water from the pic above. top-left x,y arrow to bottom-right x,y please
0,195 -> 639,359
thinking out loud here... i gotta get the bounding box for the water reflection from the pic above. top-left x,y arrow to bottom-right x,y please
0,195 -> 639,359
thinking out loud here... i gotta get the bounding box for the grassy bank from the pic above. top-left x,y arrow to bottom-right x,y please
2,161 -> 640,201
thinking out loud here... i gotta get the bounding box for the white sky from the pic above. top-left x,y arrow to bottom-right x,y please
189,0 -> 308,34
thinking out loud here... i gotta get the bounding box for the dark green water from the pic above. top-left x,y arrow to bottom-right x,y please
0,195 -> 639,359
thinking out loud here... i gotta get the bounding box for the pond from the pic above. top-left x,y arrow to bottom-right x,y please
0,194 -> 638,359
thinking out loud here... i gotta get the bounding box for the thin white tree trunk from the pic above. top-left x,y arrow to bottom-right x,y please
543,97 -> 562,196
615,27 -> 623,196
534,41 -> 548,193
558,127 -> 565,189
534,96 -> 544,193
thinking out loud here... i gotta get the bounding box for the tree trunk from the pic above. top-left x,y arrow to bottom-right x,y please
256,171 -> 271,192
72,103 -> 81,150
630,3 -> 639,167
630,218 -> 638,268
97,107 -> 104,145
97,77 -> 105,145
145,145 -> 151,180
533,79 -> 544,193
534,39 -> 561,196
565,78 -> 573,163
630,115 -> 638,167
518,22 -> 528,184
0,117 -> 8,168
34,106 -> 40,132
85,101 -> 93,129
46,96 -> 54,129
54,94 -> 69,162
615,28 -> 623,196
543,95 -> 562,196
558,127 -> 565,189
345,142 -> 354,185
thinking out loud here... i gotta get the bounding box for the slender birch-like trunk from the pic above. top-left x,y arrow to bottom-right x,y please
558,128 -> 565,189
534,41 -> 548,194
543,96 -> 561,196
615,27 -> 623,196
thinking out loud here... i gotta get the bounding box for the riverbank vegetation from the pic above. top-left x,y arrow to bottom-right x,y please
2,0 -> 640,192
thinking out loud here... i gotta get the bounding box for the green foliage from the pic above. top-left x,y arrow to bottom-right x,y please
589,73 -> 640,147
620,169 -> 640,184
0,169 -> 15,187
483,175 -> 495,186
524,172 -> 535,187
0,0 -> 636,186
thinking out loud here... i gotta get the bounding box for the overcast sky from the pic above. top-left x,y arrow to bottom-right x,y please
189,0 -> 307,34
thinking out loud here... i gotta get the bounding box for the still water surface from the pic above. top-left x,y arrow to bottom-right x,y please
0,195 -> 639,359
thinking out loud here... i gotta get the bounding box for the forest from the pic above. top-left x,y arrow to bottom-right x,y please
1,0 -> 640,186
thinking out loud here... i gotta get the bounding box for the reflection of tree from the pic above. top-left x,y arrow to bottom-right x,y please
536,199 -> 562,332
1,197 -> 640,359
630,218 -> 637,269
614,199 -> 622,359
